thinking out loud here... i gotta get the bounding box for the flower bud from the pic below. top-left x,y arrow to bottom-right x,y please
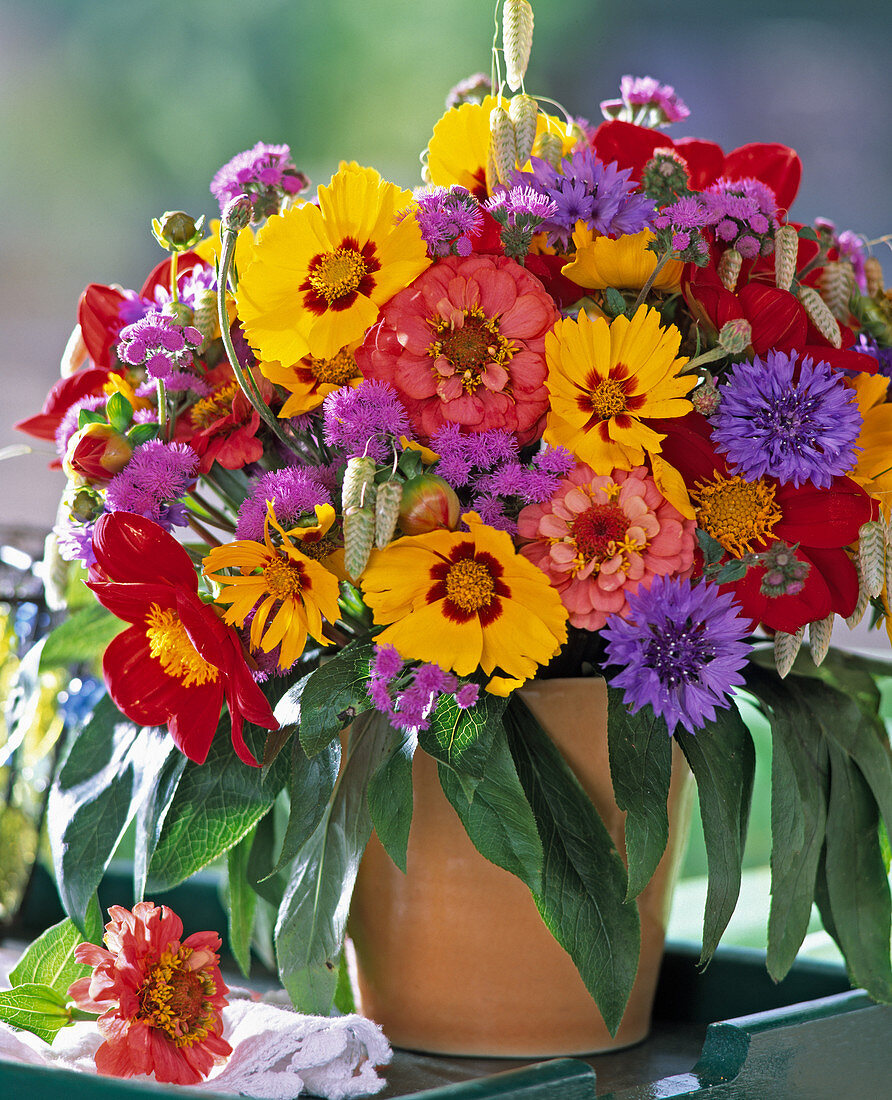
717,317 -> 752,354
152,211 -> 205,252
222,195 -> 254,233
63,423 -> 133,485
399,474 -> 461,535
68,486 -> 105,523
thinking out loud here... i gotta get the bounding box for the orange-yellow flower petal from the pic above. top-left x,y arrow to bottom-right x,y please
562,226 -> 683,293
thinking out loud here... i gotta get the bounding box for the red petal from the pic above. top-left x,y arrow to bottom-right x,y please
15,368 -> 112,441
524,253 -> 584,309
91,512 -> 199,591
140,251 -> 209,299
729,556 -> 833,634
672,138 -> 726,189
775,477 -> 874,549
737,283 -> 808,355
78,284 -> 128,369
590,120 -> 667,179
720,142 -> 802,215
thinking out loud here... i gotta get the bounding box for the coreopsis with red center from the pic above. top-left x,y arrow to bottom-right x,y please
68,902 -> 231,1084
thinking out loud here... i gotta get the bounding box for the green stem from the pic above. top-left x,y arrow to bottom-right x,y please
156,378 -> 169,439
684,345 -> 726,373
68,1007 -> 100,1023
170,250 -> 179,304
631,250 -> 671,313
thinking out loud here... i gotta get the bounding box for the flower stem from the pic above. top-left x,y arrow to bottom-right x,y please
170,251 -> 179,304
156,378 -> 169,439
631,250 -> 671,312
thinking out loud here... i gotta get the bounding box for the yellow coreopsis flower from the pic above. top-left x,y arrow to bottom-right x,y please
259,344 -> 364,418
360,513 -> 568,687
543,305 -> 695,474
848,371 -> 892,520
236,162 -> 430,365
203,504 -> 342,670
562,225 -> 683,293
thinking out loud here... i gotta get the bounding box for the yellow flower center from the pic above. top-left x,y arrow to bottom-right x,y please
692,474 -> 783,557
589,377 -> 629,420
429,307 -> 514,392
308,347 -> 361,386
145,605 -> 220,687
307,247 -> 368,304
445,557 -> 496,612
263,554 -> 306,599
191,382 -> 241,428
137,947 -> 216,1048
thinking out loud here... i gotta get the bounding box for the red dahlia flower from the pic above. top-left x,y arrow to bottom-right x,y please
87,511 -> 278,765
69,902 -> 231,1085
653,412 -> 875,633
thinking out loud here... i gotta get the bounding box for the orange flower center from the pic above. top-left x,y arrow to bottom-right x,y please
308,347 -> 361,386
145,605 -> 219,687
263,554 -> 307,599
589,377 -> 629,420
137,947 -> 217,1048
307,247 -> 368,305
429,307 -> 514,392
445,557 -> 496,612
191,382 -> 240,428
692,474 -> 782,557
572,503 -> 631,561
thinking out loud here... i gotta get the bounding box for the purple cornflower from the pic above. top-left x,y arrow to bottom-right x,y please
700,178 -> 778,259
210,141 -> 308,220
600,76 -> 690,127
236,467 -> 333,540
602,576 -> 751,736
117,310 -> 204,385
323,380 -> 410,462
104,440 -> 199,529
710,350 -> 862,489
512,148 -> 654,249
368,644 -> 478,730
414,185 -> 484,258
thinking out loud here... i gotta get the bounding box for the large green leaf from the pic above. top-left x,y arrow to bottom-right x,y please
133,746 -> 187,901
38,603 -> 123,672
48,696 -> 173,930
0,985 -> 72,1044
275,712 -> 394,1014
367,731 -> 416,873
227,827 -> 259,978
147,720 -> 290,891
506,696 -> 639,1036
271,736 -> 341,875
420,691 -> 507,777
676,702 -> 755,967
823,741 -> 892,1001
606,688 -> 673,900
288,642 -> 375,756
8,901 -> 102,997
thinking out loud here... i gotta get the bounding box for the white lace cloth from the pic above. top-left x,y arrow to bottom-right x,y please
0,986 -> 392,1099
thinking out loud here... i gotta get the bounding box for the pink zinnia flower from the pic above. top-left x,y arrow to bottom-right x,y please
68,902 -> 231,1085
356,254 -> 560,445
517,464 -> 696,630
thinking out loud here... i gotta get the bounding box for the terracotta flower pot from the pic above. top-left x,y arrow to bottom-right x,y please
348,677 -> 694,1057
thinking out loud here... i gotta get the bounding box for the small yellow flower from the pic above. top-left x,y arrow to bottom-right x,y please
562,225 -> 683,293
848,372 -> 892,520
259,344 -> 363,418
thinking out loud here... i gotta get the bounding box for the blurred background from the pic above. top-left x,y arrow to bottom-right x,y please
0,0 -> 889,953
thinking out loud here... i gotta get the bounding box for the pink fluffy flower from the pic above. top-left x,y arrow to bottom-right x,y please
517,464 -> 696,630
356,254 -> 560,444
68,902 -> 231,1085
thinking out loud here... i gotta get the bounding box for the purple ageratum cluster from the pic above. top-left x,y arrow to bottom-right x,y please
511,147 -> 654,250
700,177 -> 778,259
368,644 -> 479,731
118,310 -> 204,387
414,185 -> 484,258
484,186 -> 558,262
210,141 -> 308,220
104,440 -> 199,530
323,380 -> 410,463
710,350 -> 863,489
600,76 -> 690,127
602,576 -> 751,736
651,195 -> 710,264
235,466 -> 333,540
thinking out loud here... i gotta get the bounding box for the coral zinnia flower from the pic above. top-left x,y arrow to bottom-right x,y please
543,305 -> 695,473
203,503 -> 342,671
87,511 -> 278,766
68,902 -> 230,1085
518,463 -> 695,630
236,162 -> 430,364
360,513 -> 568,686
357,253 -> 560,445
259,343 -> 363,417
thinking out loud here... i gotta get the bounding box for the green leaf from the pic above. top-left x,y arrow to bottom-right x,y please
272,736 -> 341,875
823,742 -> 892,1001
38,603 -> 124,672
438,720 -> 543,893
420,690 -> 507,777
676,703 -> 755,966
77,408 -> 105,429
275,712 -> 394,1014
602,286 -> 627,318
607,689 -> 672,900
127,422 -> 159,446
288,642 -> 375,756
48,696 -> 174,930
133,745 -> 187,901
333,950 -> 357,1015
0,984 -> 72,1044
798,225 -> 820,241
8,902 -> 102,997
367,731 -> 416,873
506,696 -> 639,1036
105,391 -> 133,432
147,720 -> 290,891
695,528 -> 726,566
227,827 -> 259,978
714,559 -> 748,584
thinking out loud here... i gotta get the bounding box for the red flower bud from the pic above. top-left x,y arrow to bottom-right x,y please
64,423 -> 133,485
398,474 -> 460,535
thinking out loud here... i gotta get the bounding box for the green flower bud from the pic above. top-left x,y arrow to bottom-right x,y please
152,210 -> 206,252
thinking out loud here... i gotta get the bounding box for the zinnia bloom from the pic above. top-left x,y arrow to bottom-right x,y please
360,513 -> 568,687
203,503 -> 342,671
68,902 -> 230,1085
517,464 -> 695,629
602,576 -> 751,735
543,305 -> 695,473
236,162 -> 430,364
87,511 -> 278,765
357,253 -> 560,444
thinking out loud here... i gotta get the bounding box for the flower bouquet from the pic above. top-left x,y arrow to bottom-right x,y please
5,0 -> 892,1073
